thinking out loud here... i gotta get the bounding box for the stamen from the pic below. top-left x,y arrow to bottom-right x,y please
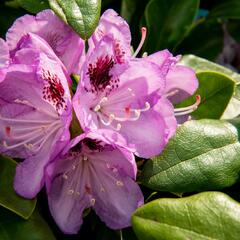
90,198 -> 96,206
68,189 -> 74,195
111,102 -> 150,122
24,143 -> 33,150
2,132 -> 42,150
165,89 -> 179,98
0,114 -> 54,124
63,174 -> 68,180
94,104 -> 101,112
116,181 -> 124,187
14,99 -> 58,119
133,27 -> 147,57
174,95 -> 201,116
25,122 -> 62,152
116,123 -> 121,131
99,97 -> 108,105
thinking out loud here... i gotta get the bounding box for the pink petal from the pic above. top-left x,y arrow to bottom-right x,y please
89,9 -> 131,58
47,159 -> 91,234
119,98 -> 177,158
93,172 -> 143,229
166,65 -> 199,103
14,129 -> 65,198
6,10 -> 84,74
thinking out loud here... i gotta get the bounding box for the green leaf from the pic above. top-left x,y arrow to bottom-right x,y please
179,54 -> 240,118
0,206 -> 55,240
141,119 -> 240,192
176,71 -> 235,119
132,192 -> 240,240
175,19 -> 223,61
0,155 -> 36,219
143,0 -> 199,53
180,54 -> 240,82
16,0 -> 49,13
49,0 -> 101,40
208,0 -> 240,21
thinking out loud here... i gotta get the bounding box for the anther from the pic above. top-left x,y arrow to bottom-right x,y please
2,141 -> 7,147
63,174 -> 68,180
83,155 -> 88,161
94,104 -> 101,112
116,181 -> 124,187
68,189 -> 74,195
24,143 -> 34,150
90,198 -> 96,206
116,123 -> 121,131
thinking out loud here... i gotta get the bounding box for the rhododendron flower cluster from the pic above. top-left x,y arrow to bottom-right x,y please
0,9 -> 199,234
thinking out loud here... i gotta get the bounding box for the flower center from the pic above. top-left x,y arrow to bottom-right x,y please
0,99 -> 61,154
62,147 -> 125,205
93,88 -> 150,131
86,55 -> 118,94
42,69 -> 66,113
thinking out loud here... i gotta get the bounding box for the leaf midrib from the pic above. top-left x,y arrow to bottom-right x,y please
134,216 -> 218,240
150,140 -> 239,179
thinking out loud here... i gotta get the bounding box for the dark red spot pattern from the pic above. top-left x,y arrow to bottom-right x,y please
42,70 -> 66,112
86,55 -> 119,95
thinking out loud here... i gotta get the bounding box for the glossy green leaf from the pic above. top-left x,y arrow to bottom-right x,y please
0,155 -> 36,219
177,71 -> 235,119
180,54 -> 240,118
16,0 -> 49,13
0,207 -> 55,240
49,0 -> 101,40
222,98 -> 240,119
180,54 -> 240,82
208,0 -> 240,21
141,119 -> 240,192
143,0 -> 199,53
176,19 -> 223,61
132,192 -> 240,240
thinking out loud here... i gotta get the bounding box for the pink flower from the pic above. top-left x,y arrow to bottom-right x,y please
6,9 -> 84,74
73,9 -> 199,158
0,33 -> 72,198
46,129 -> 143,234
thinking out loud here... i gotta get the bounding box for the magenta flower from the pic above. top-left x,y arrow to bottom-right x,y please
0,33 -> 72,198
46,129 -> 143,234
73,9 -> 199,158
6,9 -> 84,74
